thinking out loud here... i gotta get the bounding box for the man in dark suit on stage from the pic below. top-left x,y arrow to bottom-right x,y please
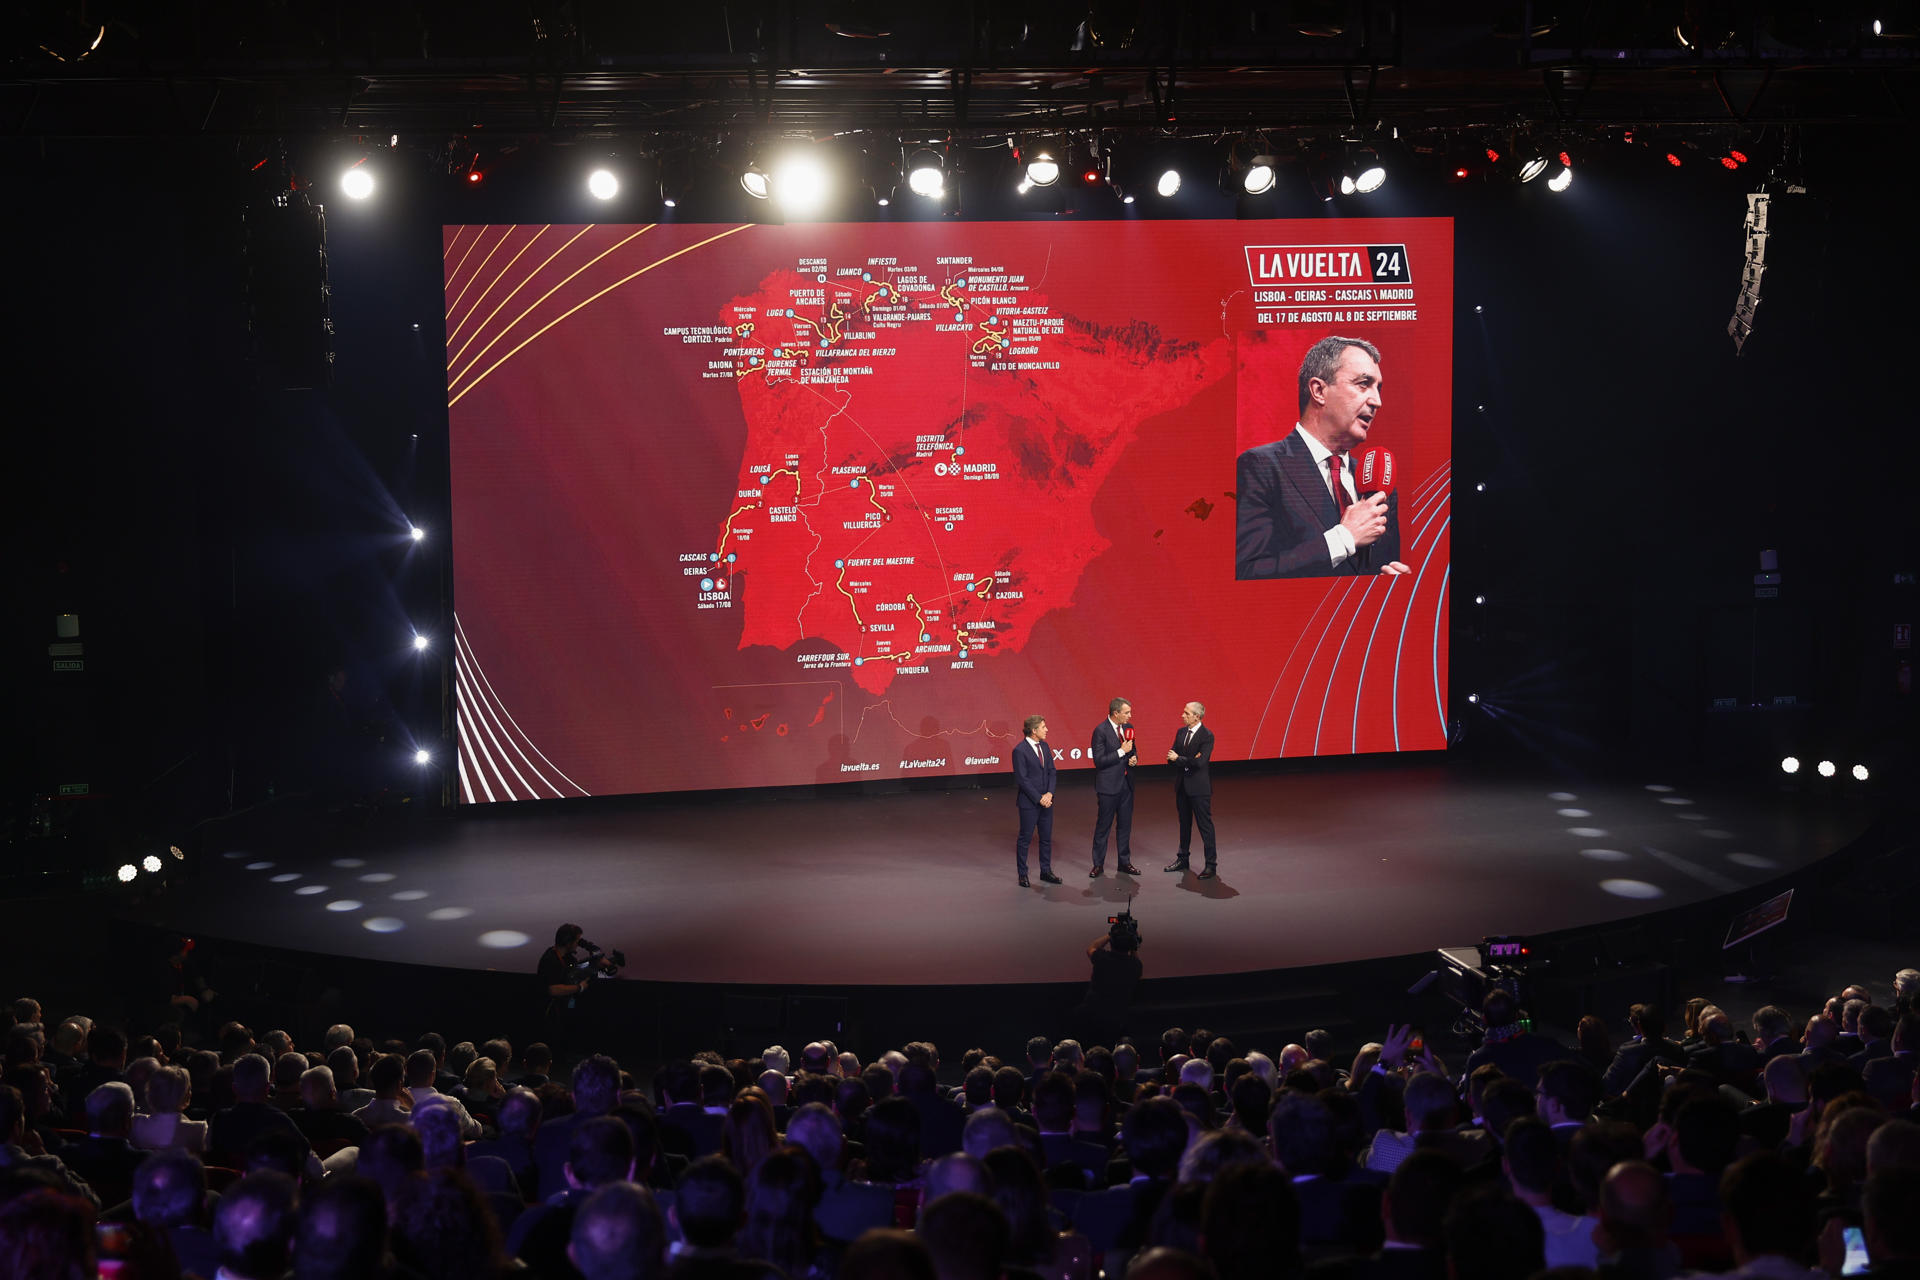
1234,335 -> 1411,580
1011,715 -> 1062,888
1090,698 -> 1142,878
1163,701 -> 1218,879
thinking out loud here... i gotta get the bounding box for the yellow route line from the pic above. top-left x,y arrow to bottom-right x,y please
442,225 -> 470,262
856,476 -> 887,520
716,504 -> 754,557
449,224 -> 654,388
448,225 -> 551,347
835,564 -> 865,629
448,224 -> 596,367
450,225 -> 753,408
444,225 -> 486,292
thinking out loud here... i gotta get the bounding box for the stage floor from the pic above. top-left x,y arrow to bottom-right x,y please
125,762 -> 1870,986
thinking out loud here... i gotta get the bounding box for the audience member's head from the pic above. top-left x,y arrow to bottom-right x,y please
575,1054 -> 622,1117
1267,1090 -> 1334,1178
214,1171 -> 299,1280
292,1175 -> 391,1280
1445,1188 -> 1544,1280
131,1146 -> 206,1229
980,1145 -> 1054,1265
1535,1060 -> 1600,1126
675,1155 -> 747,1249
863,1097 -> 923,1183
1177,1127 -> 1267,1185
414,1096 -> 467,1169
1868,1118 -> 1920,1175
1595,1160 -> 1671,1254
1123,1096 -> 1191,1179
391,1167 -> 507,1280
919,1191 -> 1010,1280
1568,1122 -> 1644,1216
1200,1162 -> 1302,1280
1720,1152 -> 1816,1265
1672,1095 -> 1741,1176
923,1152 -> 990,1203
357,1124 -> 424,1203
0,1188 -> 96,1279
1382,1150 -> 1461,1248
1864,1167 -> 1920,1264
568,1115 -> 636,1191
569,1181 -> 666,1280
87,1081 -> 135,1138
1503,1117 -> 1556,1200
231,1053 -> 272,1103
839,1228 -> 936,1280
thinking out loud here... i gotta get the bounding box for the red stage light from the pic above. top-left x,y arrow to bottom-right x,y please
1454,167 -> 1469,178
1485,147 -> 1501,162
467,171 -> 483,184
1666,153 -> 1682,166
1558,151 -> 1571,167
1720,157 -> 1737,169
1082,169 -> 1100,184
1729,149 -> 1748,164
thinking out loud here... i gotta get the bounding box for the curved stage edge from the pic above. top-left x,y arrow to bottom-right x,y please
82,756 -> 1894,1066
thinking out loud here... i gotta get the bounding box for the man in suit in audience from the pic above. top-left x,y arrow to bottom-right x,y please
1864,1014 -> 1920,1111
1074,1097 -> 1188,1252
899,1060 -> 965,1158
1032,1072 -> 1108,1188
787,1103 -> 895,1244
1752,1006 -> 1800,1061
1270,1091 -> 1383,1254
209,1054 -> 309,1167
1600,1003 -> 1688,1097
1162,702 -> 1218,879
534,1054 -> 621,1200
1687,1008 -> 1764,1095
1853,1005 -> 1897,1071
63,1083 -> 147,1209
1011,714 -> 1062,888
1089,697 -> 1142,878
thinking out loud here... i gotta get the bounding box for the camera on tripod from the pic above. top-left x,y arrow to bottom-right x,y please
1106,907 -> 1141,953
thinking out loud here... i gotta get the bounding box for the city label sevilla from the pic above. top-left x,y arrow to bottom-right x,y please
1244,244 -> 1413,286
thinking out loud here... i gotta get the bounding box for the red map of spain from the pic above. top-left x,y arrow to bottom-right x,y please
709,257 -> 1232,695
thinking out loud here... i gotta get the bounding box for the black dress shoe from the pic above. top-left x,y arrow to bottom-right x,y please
1163,858 -> 1190,873
1019,877 -> 1031,887
1039,871 -> 1062,884
1118,863 -> 1142,875
1089,867 -> 1103,878
1196,868 -> 1217,880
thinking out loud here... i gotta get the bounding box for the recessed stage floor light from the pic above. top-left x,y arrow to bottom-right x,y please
1580,848 -> 1631,862
1548,791 -> 1578,801
246,861 -> 274,871
1556,808 -> 1591,818
1658,797 -> 1693,805
1727,853 -> 1776,869
294,885 -> 328,895
391,889 -> 430,901
359,872 -> 396,883
428,907 -> 473,921
1567,827 -> 1607,837
363,917 -> 405,933
1600,879 -> 1663,900
1645,784 -> 1675,792
332,858 -> 365,868
325,899 -> 363,912
270,873 -> 301,883
478,929 -> 531,948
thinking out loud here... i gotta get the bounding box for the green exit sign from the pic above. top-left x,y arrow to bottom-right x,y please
57,783 -> 89,796
52,658 -> 84,672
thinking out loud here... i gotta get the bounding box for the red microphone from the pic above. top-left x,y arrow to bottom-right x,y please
1356,446 -> 1396,498
1355,447 -> 1395,570
1122,726 -> 1135,743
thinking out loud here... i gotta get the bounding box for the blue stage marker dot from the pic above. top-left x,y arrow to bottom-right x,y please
854,657 -> 864,666
922,633 -> 931,642
954,447 -> 964,457
710,553 -> 719,561
956,279 -> 967,289
954,312 -> 964,323
850,479 -> 860,488
817,274 -> 827,283
862,272 -> 871,281
726,553 -> 736,563
785,308 -> 794,317
834,559 -> 845,568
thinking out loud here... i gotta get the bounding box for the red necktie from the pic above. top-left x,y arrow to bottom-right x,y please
1329,455 -> 1349,514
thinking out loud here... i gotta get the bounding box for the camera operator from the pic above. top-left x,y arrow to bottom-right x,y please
537,924 -> 623,1055
1068,916 -> 1144,1049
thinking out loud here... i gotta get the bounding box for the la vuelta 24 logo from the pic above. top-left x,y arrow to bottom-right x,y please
1244,244 -> 1413,286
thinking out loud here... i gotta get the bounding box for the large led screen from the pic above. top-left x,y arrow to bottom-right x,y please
446,219 -> 1452,801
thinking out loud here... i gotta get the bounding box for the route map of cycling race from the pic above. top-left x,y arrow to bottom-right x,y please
445,218 -> 1453,801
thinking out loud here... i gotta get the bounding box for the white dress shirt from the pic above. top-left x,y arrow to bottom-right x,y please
1293,425 -> 1359,568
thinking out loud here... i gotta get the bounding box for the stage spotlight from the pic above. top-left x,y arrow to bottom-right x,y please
142,854 -> 163,875
905,148 -> 945,198
1517,153 -> 1549,183
412,634 -> 430,652
340,165 -> 375,200
117,863 -> 137,883
409,525 -> 425,541
1242,159 -> 1277,195
1022,141 -> 1062,187
1349,147 -> 1387,194
1473,594 -> 1486,605
1547,164 -> 1574,192
740,158 -> 771,199
170,844 -> 185,860
1817,759 -> 1836,777
1853,763 -> 1870,781
1467,693 -> 1481,705
1156,169 -> 1182,198
415,749 -> 432,765
1474,482 -> 1487,492
587,168 -> 619,200
772,152 -> 830,217
1781,756 -> 1800,774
